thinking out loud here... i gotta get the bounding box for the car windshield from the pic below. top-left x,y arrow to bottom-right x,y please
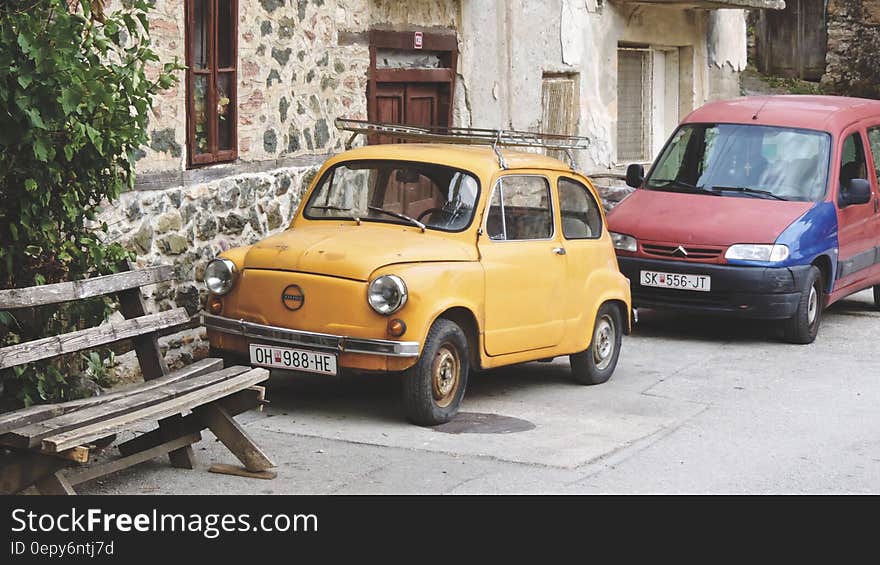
304,160 -> 480,232
645,123 -> 831,202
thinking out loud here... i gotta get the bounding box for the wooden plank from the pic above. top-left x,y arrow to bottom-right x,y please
0,266 -> 175,310
0,451 -> 70,494
0,308 -> 190,370
0,358 -> 223,435
35,471 -> 76,495
118,286 -> 170,380
64,432 -> 202,486
42,368 -> 269,452
196,404 -> 275,473
116,386 -> 266,456
115,270 -> 196,469
7,365 -> 253,448
208,463 -> 277,480
25,445 -> 90,464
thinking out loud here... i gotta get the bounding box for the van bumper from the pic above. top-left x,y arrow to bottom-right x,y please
617,257 -> 812,319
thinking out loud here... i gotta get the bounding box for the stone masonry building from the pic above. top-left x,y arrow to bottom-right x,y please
100,0 -> 779,370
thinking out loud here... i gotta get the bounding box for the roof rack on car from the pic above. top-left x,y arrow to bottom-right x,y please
335,118 -> 590,170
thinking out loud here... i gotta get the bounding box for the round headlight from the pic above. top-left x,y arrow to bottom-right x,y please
368,275 -> 407,315
204,258 -> 236,295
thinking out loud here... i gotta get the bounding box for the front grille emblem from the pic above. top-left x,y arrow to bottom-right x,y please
281,284 -> 305,311
674,245 -> 689,257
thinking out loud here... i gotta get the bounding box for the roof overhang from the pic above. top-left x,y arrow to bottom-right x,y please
615,0 -> 785,9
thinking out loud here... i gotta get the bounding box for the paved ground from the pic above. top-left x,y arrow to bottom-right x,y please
81,289 -> 880,494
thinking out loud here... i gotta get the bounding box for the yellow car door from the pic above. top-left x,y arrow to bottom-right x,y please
555,175 -> 609,337
478,173 -> 567,356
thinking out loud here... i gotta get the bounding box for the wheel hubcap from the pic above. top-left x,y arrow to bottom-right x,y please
432,344 -> 461,408
807,284 -> 819,326
592,315 -> 616,371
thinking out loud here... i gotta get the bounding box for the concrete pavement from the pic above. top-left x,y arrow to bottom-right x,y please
81,288 -> 880,494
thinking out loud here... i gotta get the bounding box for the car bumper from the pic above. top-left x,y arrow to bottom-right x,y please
617,257 -> 812,319
200,312 -> 421,357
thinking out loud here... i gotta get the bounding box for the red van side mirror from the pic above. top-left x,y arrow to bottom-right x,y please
625,164 -> 645,189
839,178 -> 872,207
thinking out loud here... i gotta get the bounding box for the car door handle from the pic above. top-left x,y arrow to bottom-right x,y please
553,247 -> 567,255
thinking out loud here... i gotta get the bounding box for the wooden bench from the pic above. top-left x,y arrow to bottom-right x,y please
0,265 -> 274,494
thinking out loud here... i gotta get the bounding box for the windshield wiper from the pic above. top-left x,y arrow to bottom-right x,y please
367,206 -> 426,232
709,186 -> 788,201
650,179 -> 720,196
310,205 -> 353,211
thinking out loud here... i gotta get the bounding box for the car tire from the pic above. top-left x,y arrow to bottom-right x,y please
401,319 -> 469,426
783,266 -> 823,345
570,303 -> 623,385
874,285 -> 880,310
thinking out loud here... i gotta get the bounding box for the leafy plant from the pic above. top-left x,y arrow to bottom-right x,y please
0,0 -> 179,406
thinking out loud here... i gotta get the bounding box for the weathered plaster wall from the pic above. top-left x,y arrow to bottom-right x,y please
457,1 -> 726,170
707,9 -> 748,100
824,0 -> 880,99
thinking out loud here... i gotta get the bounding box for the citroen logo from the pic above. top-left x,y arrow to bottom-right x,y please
281,284 -> 305,311
674,245 -> 689,257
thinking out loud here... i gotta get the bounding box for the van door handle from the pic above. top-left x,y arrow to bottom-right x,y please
553,247 -> 567,255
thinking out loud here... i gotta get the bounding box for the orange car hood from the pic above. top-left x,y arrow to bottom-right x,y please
242,223 -> 477,281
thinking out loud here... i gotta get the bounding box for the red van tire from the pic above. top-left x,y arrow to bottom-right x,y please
401,319 -> 469,426
570,303 -> 623,385
783,266 -> 823,344
873,285 -> 880,309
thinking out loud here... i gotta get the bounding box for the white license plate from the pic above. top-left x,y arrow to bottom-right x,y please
641,270 -> 711,292
249,344 -> 338,375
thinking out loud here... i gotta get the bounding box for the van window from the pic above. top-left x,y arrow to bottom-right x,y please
866,127 -> 880,183
839,132 -> 868,189
646,124 -> 831,202
486,176 -> 553,241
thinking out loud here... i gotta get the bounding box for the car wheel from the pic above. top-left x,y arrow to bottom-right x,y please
783,266 -> 823,344
570,303 -> 623,385
402,319 -> 469,426
874,285 -> 880,310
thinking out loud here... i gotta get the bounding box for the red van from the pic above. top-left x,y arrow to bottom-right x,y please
608,96 -> 880,343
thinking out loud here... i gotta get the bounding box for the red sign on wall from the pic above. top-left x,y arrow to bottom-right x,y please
413,31 -> 423,49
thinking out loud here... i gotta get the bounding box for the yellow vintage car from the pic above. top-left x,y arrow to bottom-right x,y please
201,125 -> 632,425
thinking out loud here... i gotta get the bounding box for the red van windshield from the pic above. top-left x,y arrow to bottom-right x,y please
646,124 -> 831,202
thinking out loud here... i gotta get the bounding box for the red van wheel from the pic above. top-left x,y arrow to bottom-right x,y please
783,266 -> 823,344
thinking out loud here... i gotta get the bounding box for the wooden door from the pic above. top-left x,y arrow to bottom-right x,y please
757,0 -> 826,81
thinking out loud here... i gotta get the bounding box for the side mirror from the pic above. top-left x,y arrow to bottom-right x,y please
625,163 -> 645,189
839,178 -> 872,207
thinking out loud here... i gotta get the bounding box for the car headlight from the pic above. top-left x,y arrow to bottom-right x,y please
610,232 -> 637,252
368,275 -> 407,315
204,258 -> 237,295
725,244 -> 790,263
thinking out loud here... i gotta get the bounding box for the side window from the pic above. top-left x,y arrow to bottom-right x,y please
558,178 -> 602,239
867,127 -> 880,183
485,176 -> 552,241
840,132 -> 868,188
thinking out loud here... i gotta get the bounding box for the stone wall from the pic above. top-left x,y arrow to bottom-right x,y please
98,0 -> 459,377
824,0 -> 880,99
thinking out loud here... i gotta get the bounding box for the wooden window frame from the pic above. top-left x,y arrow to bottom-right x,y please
185,0 -> 238,168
